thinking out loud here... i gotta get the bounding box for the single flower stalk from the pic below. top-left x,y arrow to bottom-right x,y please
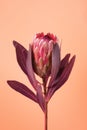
7,32 -> 76,130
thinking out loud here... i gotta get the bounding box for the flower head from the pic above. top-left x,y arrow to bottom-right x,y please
32,33 -> 58,78
7,32 -> 76,112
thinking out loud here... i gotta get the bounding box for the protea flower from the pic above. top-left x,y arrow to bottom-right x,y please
32,33 -> 58,78
7,32 -> 76,130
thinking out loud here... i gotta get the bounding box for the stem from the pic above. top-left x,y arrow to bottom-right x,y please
43,78 -> 48,130
45,101 -> 48,130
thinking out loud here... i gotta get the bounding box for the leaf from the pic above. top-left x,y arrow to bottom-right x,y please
7,80 -> 38,103
47,55 -> 76,101
26,45 -> 38,90
49,43 -> 60,86
57,55 -> 76,87
26,46 -> 45,112
60,53 -> 70,69
13,40 -> 28,75
55,53 -> 71,80
37,85 -> 45,112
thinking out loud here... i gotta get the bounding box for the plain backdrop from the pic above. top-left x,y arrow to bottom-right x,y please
0,0 -> 87,130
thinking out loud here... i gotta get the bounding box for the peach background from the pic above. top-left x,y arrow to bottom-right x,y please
0,0 -> 87,130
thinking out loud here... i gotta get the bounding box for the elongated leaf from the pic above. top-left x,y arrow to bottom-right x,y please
13,40 -> 28,75
49,43 -> 60,86
49,53 -> 71,88
60,53 -> 70,69
37,85 -> 45,112
26,46 -> 45,111
57,55 -> 76,86
26,45 -> 38,90
47,55 -> 76,101
7,80 -> 38,103
53,53 -> 71,84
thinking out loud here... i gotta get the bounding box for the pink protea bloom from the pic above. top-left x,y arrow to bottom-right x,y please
7,32 -> 76,113
32,33 -> 59,78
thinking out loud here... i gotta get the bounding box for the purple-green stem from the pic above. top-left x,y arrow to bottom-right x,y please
43,78 -> 48,130
44,101 -> 48,130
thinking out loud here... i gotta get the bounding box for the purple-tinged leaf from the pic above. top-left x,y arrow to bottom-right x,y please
49,43 -> 60,86
26,45 -> 38,90
37,85 -> 45,112
27,56 -> 45,112
47,55 -> 76,101
13,40 -> 28,75
57,55 -> 76,86
55,53 -> 71,79
7,80 -> 38,103
60,53 -> 70,69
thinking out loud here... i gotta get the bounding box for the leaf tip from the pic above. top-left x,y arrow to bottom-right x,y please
13,40 -> 19,47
